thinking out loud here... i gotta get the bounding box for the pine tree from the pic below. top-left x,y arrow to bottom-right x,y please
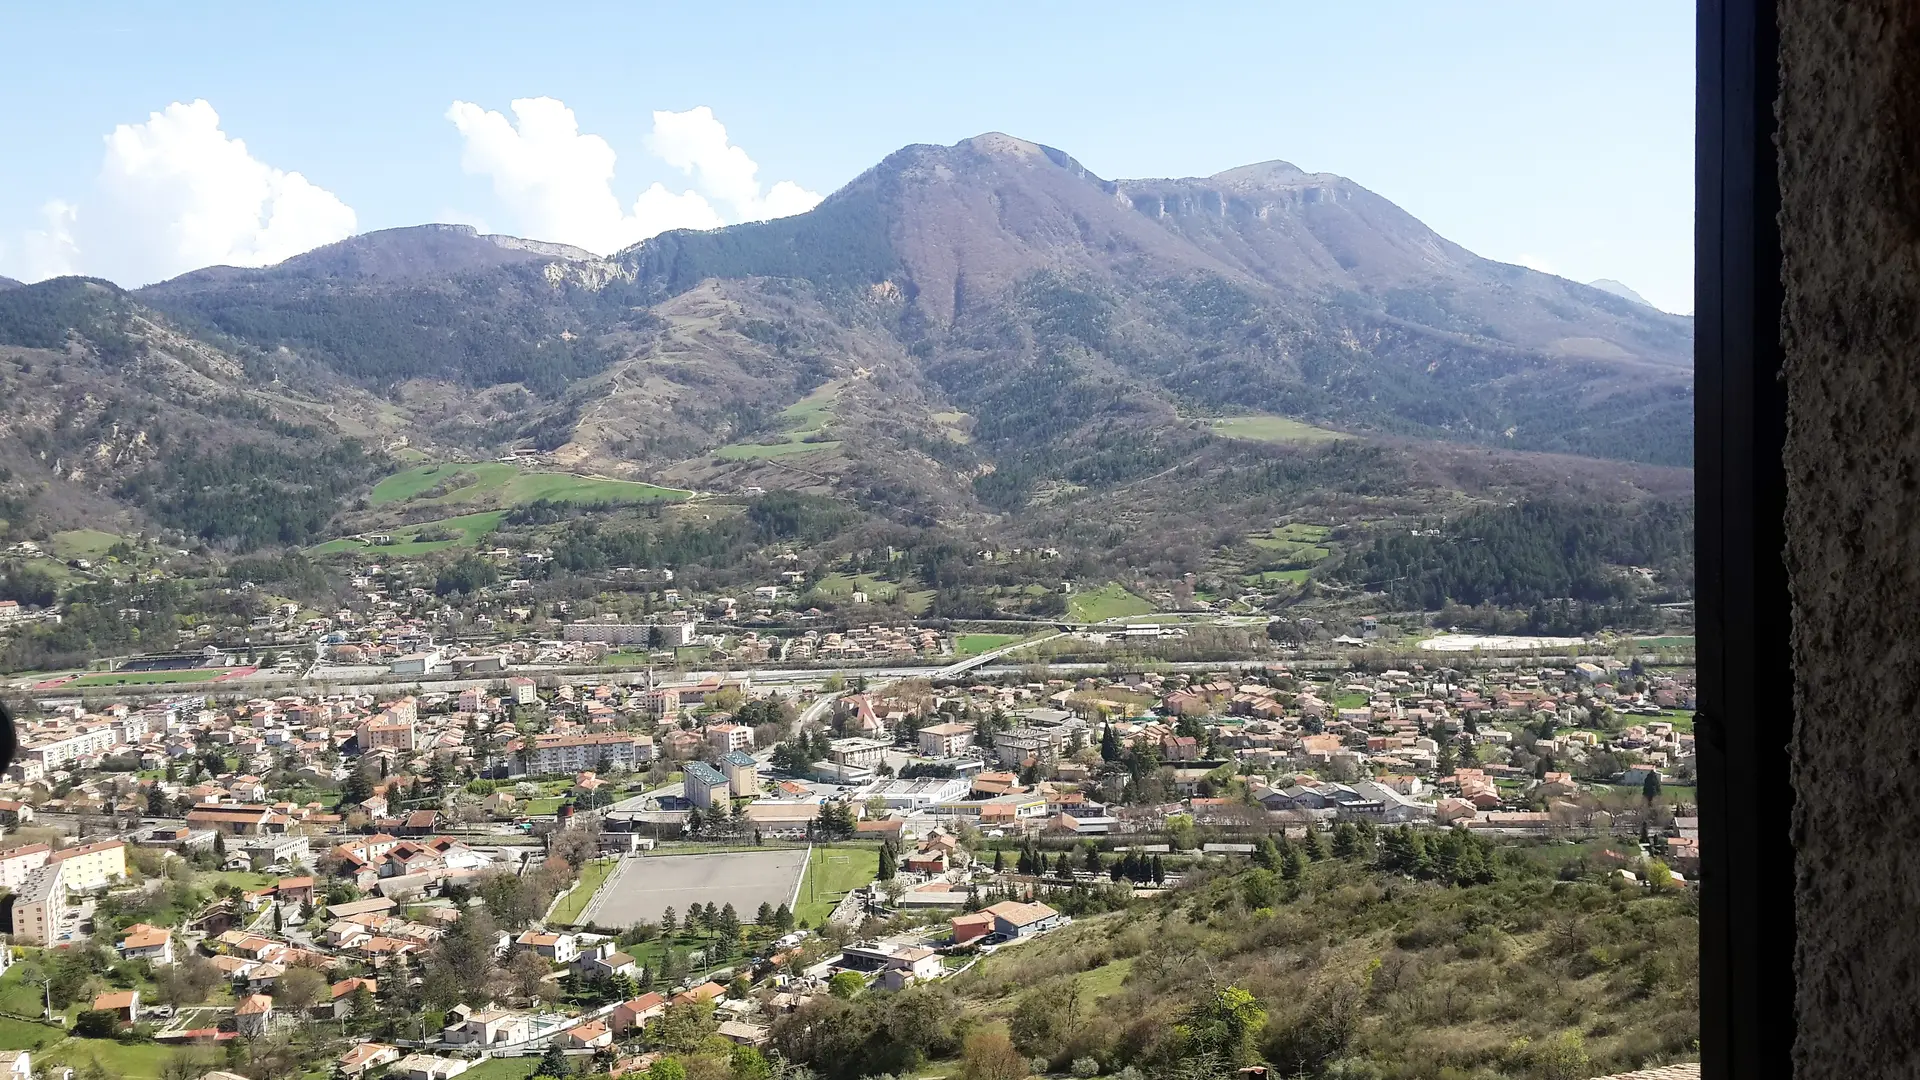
1280,840 -> 1304,881
1332,821 -> 1360,858
1150,855 -> 1166,885
877,844 -> 897,881
773,903 -> 794,932
992,849 -> 1005,873
538,1043 -> 568,1079
1304,827 -> 1329,861
756,902 -> 774,926
661,907 -> 677,937
1100,723 -> 1120,762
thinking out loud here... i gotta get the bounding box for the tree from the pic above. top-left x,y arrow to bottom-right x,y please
1100,724 -> 1120,763
275,965 -> 327,1010
74,1010 -> 120,1038
212,832 -> 227,861
1642,770 -> 1663,802
755,902 -> 774,926
960,1028 -> 1028,1080
992,849 -> 1005,873
537,1043 -> 569,1080
773,903 -> 794,932
827,972 -> 864,999
646,1060 -> 686,1080
508,948 -> 552,1002
661,907 -> 678,936
1331,821 -> 1361,859
1176,986 -> 1267,1066
877,844 -> 897,881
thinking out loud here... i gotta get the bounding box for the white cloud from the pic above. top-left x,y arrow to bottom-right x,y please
1,100 -> 358,286
447,98 -> 820,255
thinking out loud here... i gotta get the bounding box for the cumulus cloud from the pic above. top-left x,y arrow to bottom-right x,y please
447,98 -> 820,255
2,100 -> 358,286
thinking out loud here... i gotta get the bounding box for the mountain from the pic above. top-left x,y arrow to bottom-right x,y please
0,132 -> 1692,550
156,223 -> 600,288
0,277 -> 392,548
1588,277 -> 1657,309
0,276 -> 21,291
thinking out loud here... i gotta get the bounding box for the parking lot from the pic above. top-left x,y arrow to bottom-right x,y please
577,848 -> 811,927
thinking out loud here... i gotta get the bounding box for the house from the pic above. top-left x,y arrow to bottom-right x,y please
0,801 -> 33,826
234,993 -> 275,1036
92,990 -> 139,1023
557,1019 -> 613,1049
0,1051 -> 30,1080
983,899 -> 1064,939
328,977 -> 378,1019
582,950 -> 639,980
706,723 -> 754,753
612,992 -> 667,1034
275,876 -> 317,907
391,1055 -> 471,1080
670,982 -> 727,1006
683,761 -> 730,810
337,1043 -> 403,1077
515,930 -> 578,964
716,1021 -> 771,1046
950,911 -> 995,944
119,924 -> 175,966
442,1007 -> 532,1047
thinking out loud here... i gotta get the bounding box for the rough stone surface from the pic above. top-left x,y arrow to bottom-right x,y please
1779,2 -> 1920,1075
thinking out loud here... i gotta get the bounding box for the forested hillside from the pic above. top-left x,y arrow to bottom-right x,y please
770,835 -> 1697,1080
1337,501 -> 1693,632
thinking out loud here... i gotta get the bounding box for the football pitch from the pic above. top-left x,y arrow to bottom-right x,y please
578,848 -> 812,928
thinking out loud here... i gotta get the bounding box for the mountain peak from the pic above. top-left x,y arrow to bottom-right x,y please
960,132 -> 1051,159
1587,278 -> 1656,309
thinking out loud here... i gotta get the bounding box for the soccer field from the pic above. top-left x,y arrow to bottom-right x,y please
578,848 -> 812,928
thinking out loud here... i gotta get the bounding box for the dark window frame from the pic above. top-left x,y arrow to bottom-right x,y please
1695,0 -> 1794,1076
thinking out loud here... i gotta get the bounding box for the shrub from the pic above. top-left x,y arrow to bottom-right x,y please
1070,1058 -> 1101,1078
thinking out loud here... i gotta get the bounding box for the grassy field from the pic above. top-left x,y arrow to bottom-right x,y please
810,572 -> 904,604
1208,415 -> 1348,443
49,529 -> 125,560
795,843 -> 881,927
309,509 -> 508,556
715,383 -> 845,460
1247,568 -> 1313,584
0,1016 -> 60,1051
955,633 -> 1022,657
549,858 -> 617,925
68,668 -> 227,687
1654,709 -> 1695,733
459,1059 -> 541,1080
371,462 -> 688,509
1067,583 -> 1156,623
37,1037 -> 197,1079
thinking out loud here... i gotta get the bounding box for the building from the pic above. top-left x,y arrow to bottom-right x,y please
357,715 -> 417,752
562,622 -> 654,646
516,931 -> 579,964
0,1051 -> 30,1080
720,751 -> 759,797
186,804 -> 290,837
707,723 -> 753,753
234,993 -> 274,1036
337,1044 -> 402,1077
10,864 -> 63,945
242,835 -> 311,871
612,993 -> 667,1035
983,899 -> 1064,939
442,1007 -> 532,1046
23,726 -> 120,770
992,728 -> 1058,769
503,732 -> 654,776
391,1055 -> 471,1080
557,1019 -> 612,1049
507,677 -> 538,706
93,990 -> 139,1023
119,924 -> 175,966
388,653 -> 446,677
917,722 -> 975,759
827,737 -> 887,769
683,761 -> 730,810
0,844 -> 50,890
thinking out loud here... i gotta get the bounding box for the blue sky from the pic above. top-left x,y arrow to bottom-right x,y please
0,1 -> 1694,311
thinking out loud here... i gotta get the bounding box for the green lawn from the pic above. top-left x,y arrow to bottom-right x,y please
549,858 -> 616,925
38,1037 -> 198,1079
68,668 -> 226,687
308,510 -> 509,557
1067,584 -> 1156,623
795,843 -> 881,927
1653,709 -> 1695,733
1333,690 -> 1371,709
459,1059 -> 541,1080
955,633 -> 1021,657
716,383 -> 846,459
809,572 -> 907,604
0,1016 -> 60,1051
1076,956 -> 1135,1001
371,462 -> 687,509
1208,415 -> 1348,443
49,529 -> 125,560
1246,568 -> 1312,585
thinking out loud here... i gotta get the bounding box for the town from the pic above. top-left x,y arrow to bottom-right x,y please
0,639 -> 1699,1080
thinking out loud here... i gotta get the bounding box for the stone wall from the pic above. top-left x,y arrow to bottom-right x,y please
1778,2 -> 1920,1075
